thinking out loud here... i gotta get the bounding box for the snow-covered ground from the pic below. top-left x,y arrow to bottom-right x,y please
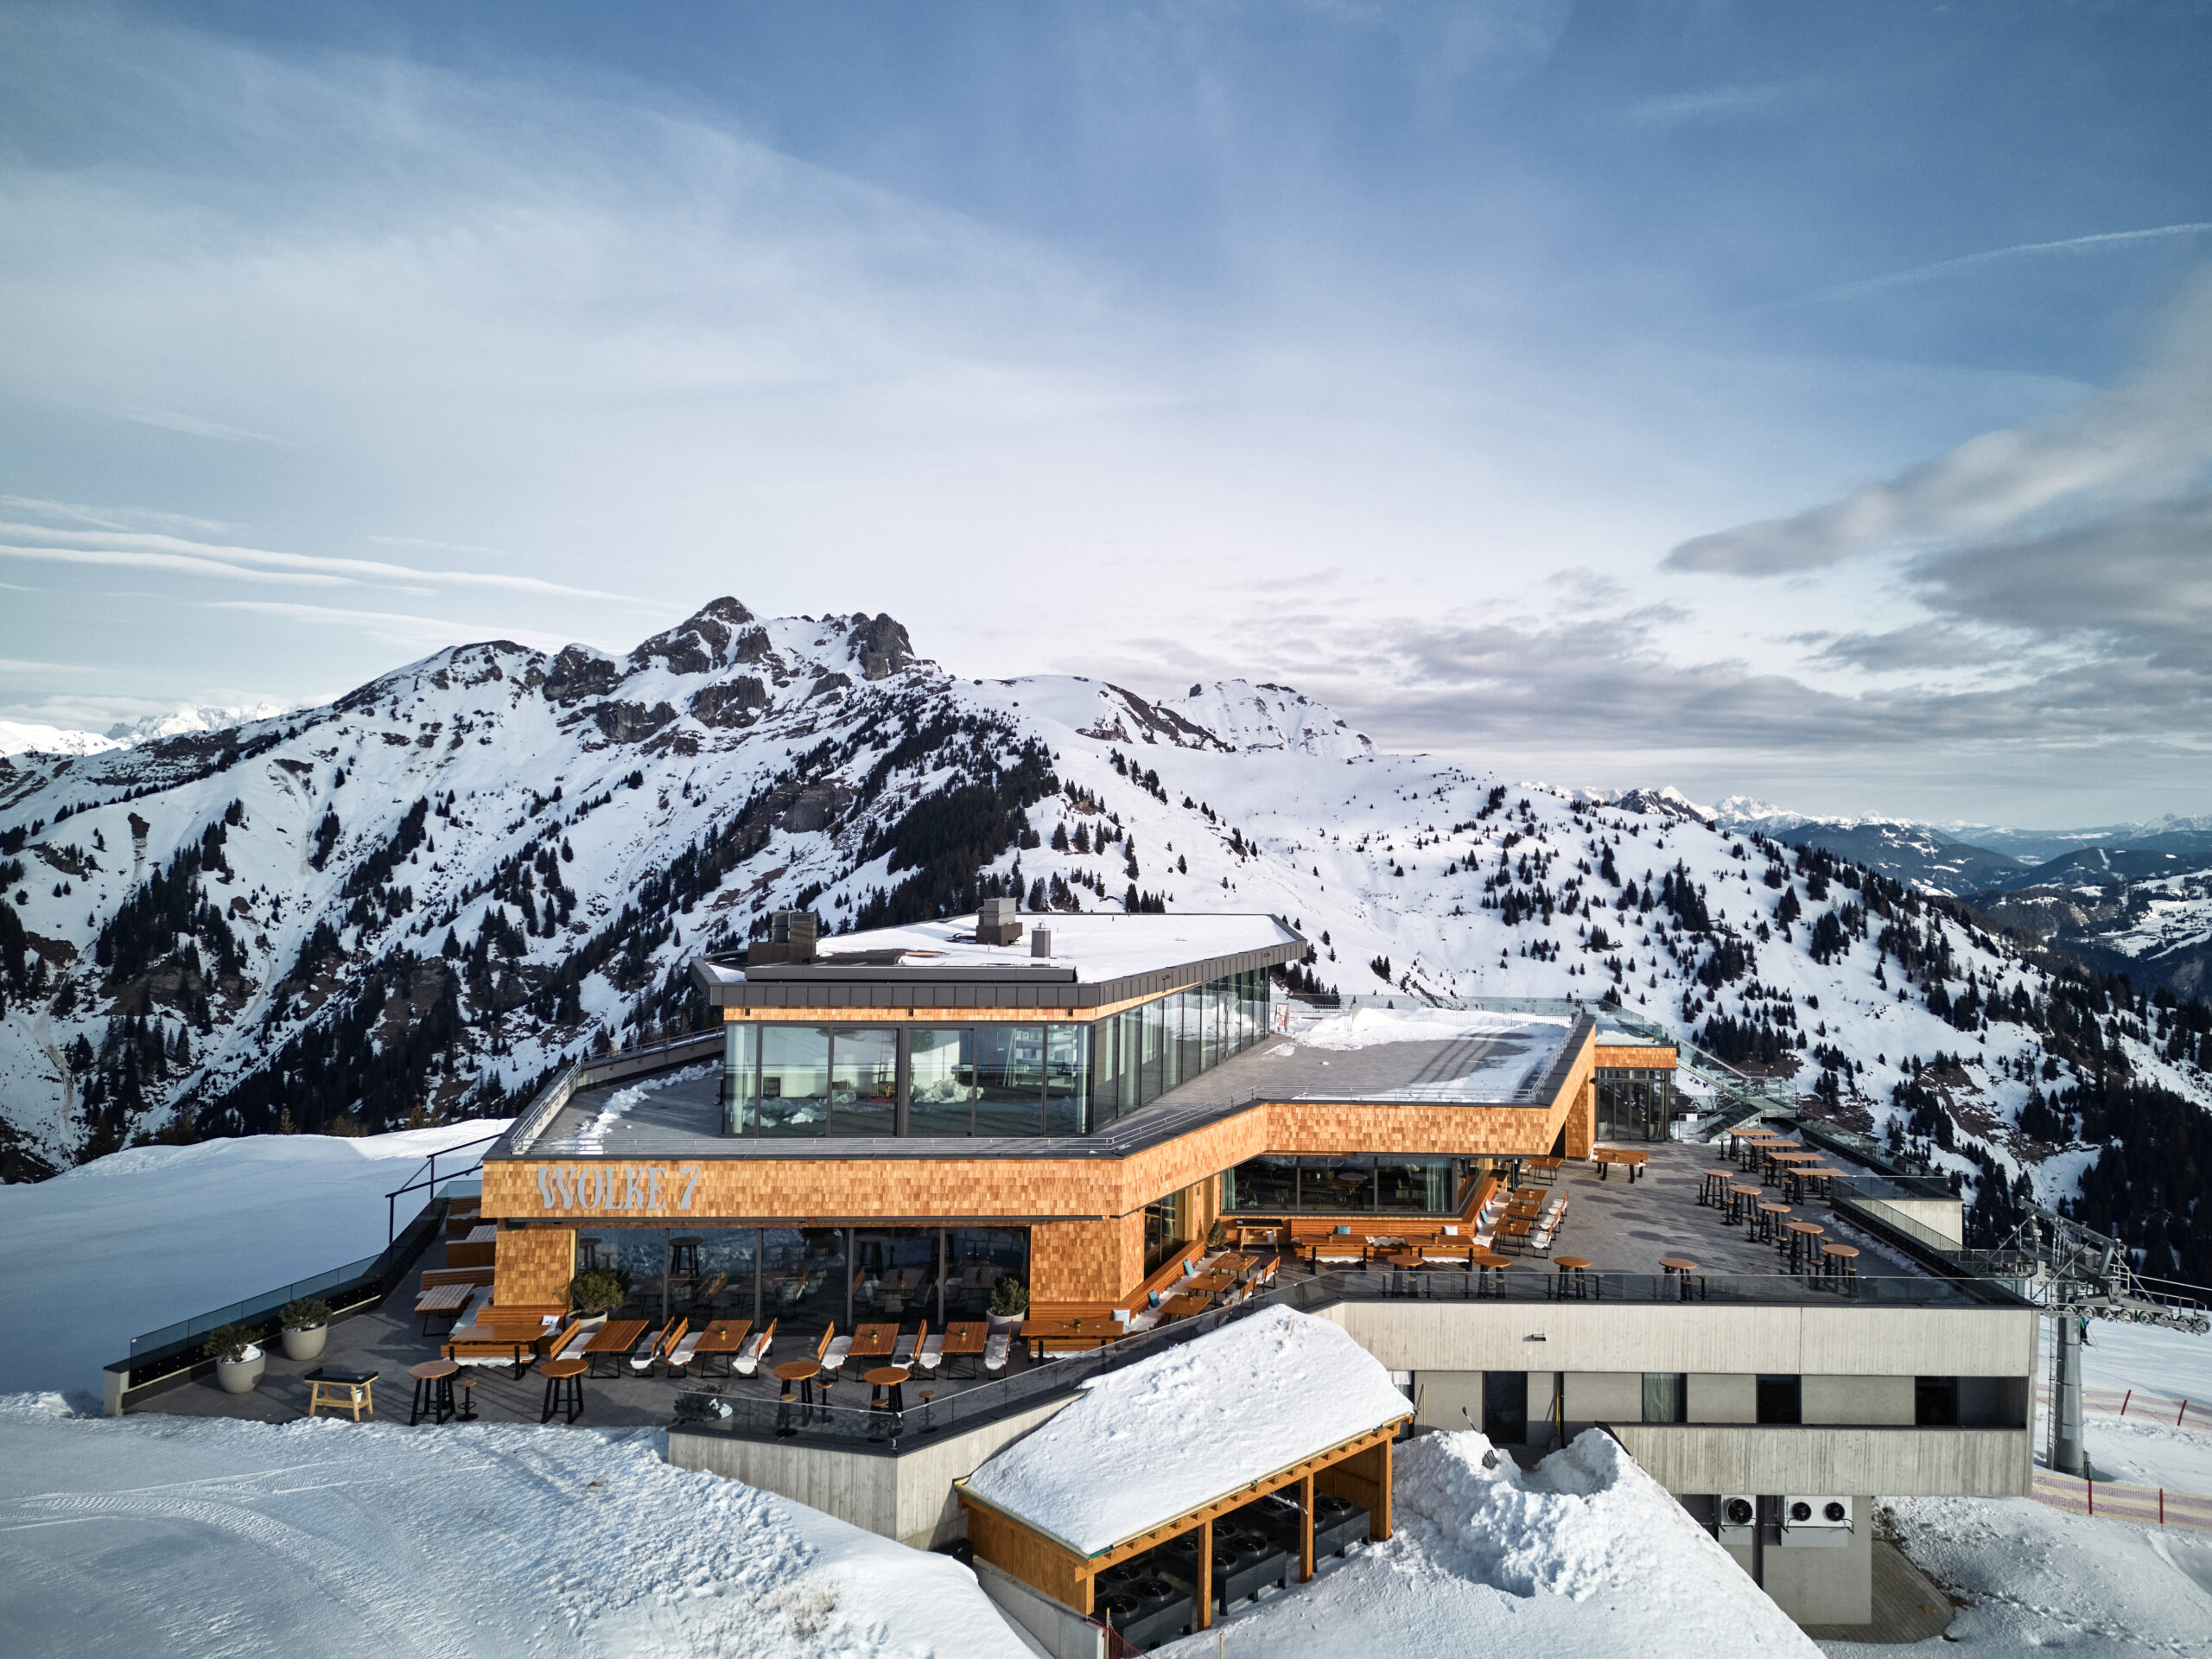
0,1122 -> 505,1401
2059,1319 -> 2212,1496
1154,1427 -> 1819,1658
0,1393 -> 1027,1659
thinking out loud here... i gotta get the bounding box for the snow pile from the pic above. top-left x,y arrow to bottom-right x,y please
963,1306 -> 1410,1554
0,1394 -> 1028,1658
1298,1006 -> 1571,1052
1156,1428 -> 1818,1658
571,1062 -> 715,1152
0,1121 -> 507,1400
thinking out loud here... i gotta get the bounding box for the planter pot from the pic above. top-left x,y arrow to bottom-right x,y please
216,1347 -> 265,1394
986,1311 -> 1026,1336
281,1325 -> 327,1362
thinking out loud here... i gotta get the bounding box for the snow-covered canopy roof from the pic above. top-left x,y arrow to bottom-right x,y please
961,1307 -> 1412,1557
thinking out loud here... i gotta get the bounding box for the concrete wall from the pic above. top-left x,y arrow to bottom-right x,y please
1411,1370 -> 1485,1433
1883,1198 -> 1965,1245
973,1558 -> 1105,1659
666,1395 -> 1075,1548
1763,1500 -> 1874,1625
1612,1424 -> 2030,1497
1562,1370 -> 1641,1439
1804,1374 -> 1914,1426
1688,1373 -> 1756,1423
1324,1297 -> 2038,1378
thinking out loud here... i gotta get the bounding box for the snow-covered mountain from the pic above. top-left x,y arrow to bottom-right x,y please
2,600 -> 2207,1281
0,703 -> 291,760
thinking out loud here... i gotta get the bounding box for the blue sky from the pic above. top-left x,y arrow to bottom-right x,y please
2,1 -> 2209,823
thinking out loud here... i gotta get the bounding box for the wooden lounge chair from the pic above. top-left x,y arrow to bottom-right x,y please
734,1319 -> 776,1376
817,1324 -> 850,1376
917,1329 -> 944,1375
893,1319 -> 925,1366
663,1325 -> 704,1376
982,1331 -> 1012,1373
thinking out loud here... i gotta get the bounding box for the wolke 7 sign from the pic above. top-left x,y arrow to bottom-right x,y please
536,1163 -> 704,1213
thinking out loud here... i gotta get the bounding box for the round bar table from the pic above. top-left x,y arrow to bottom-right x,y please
1784,1221 -> 1825,1275
1754,1202 -> 1789,1246
866,1365 -> 911,1414
538,1357 -> 587,1424
409,1359 -> 458,1427
773,1359 -> 821,1406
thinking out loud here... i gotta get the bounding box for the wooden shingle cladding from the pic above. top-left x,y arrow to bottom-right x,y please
1595,1040 -> 1678,1070
954,1418 -> 1405,1619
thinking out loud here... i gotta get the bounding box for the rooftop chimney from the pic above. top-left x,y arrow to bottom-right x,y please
747,908 -> 820,965
977,894 -> 1023,946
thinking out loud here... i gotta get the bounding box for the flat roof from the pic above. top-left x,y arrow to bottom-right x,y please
692,912 -> 1307,1012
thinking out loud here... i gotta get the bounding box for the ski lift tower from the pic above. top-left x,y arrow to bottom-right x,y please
1993,1210 -> 2210,1478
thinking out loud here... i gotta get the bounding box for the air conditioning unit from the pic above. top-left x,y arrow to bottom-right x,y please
1717,1494 -> 1758,1543
1778,1495 -> 1851,1547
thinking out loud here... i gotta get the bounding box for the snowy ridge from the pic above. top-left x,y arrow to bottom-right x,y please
0,597 -> 2207,1282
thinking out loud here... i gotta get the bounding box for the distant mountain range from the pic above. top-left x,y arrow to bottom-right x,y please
0,704 -> 291,760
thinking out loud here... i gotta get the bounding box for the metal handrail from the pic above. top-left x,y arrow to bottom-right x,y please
385,1130 -> 505,1243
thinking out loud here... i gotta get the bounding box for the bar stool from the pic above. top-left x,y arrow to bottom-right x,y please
1554,1256 -> 1591,1300
539,1357 -> 587,1424
1785,1222 -> 1825,1275
1754,1202 -> 1789,1245
409,1359 -> 458,1426
454,1372 -> 479,1423
669,1236 -> 702,1279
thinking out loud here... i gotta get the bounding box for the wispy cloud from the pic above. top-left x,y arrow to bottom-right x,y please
1624,79 -> 1816,129
0,494 -> 239,535
0,523 -> 647,604
202,601 -> 576,655
108,405 -> 295,445
1799,222 -> 2212,305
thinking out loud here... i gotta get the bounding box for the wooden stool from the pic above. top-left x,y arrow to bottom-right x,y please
410,1359 -> 458,1426
308,1370 -> 378,1421
454,1372 -> 479,1422
539,1357 -> 588,1424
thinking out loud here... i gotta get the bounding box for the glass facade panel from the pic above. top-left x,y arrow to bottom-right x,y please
1376,1154 -> 1455,1212
944,1227 -> 1028,1322
759,1026 -> 830,1136
721,1021 -> 759,1136
1223,1154 -> 1299,1211
974,1025 -> 1045,1136
761,1226 -> 847,1345
907,1028 -> 975,1136
1299,1154 -> 1374,1211
852,1230 -> 938,1322
1045,1025 -> 1088,1135
1642,1372 -> 1687,1424
830,1027 -> 898,1137
1142,1198 -> 1180,1274
720,967 -> 1272,1141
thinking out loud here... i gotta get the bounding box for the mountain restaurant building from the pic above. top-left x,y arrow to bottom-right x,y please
476,906 -> 1603,1335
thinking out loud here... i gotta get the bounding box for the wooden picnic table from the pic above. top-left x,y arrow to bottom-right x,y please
1592,1148 -> 1649,1181
1160,1294 -> 1211,1321
582,1319 -> 650,1378
444,1319 -> 564,1378
689,1319 -> 752,1377
938,1320 -> 988,1376
414,1281 -> 474,1333
1186,1270 -> 1237,1295
1022,1315 -> 1120,1358
849,1323 -> 900,1361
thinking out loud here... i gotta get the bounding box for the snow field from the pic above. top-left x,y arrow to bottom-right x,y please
0,1393 -> 1030,1659
0,1121 -> 509,1400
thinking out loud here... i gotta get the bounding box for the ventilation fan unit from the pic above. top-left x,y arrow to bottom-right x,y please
1718,1494 -> 1757,1543
1778,1495 -> 1851,1547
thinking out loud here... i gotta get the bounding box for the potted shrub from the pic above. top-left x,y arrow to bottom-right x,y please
1205,1217 -> 1228,1250
987,1275 -> 1028,1334
206,1324 -> 265,1394
569,1268 -> 626,1320
278,1298 -> 333,1361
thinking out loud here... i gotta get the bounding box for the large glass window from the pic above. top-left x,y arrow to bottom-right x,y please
908,1028 -> 976,1136
759,1026 -> 830,1136
1376,1154 -> 1455,1212
1223,1154 -> 1299,1211
830,1027 -> 898,1137
1299,1154 -> 1375,1211
1642,1373 -> 1687,1424
1142,1198 -> 1181,1274
1046,1026 -> 1088,1135
721,1022 -> 759,1135
761,1226 -> 847,1343
853,1230 -> 938,1323
975,1025 -> 1046,1135
944,1227 -> 1029,1321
